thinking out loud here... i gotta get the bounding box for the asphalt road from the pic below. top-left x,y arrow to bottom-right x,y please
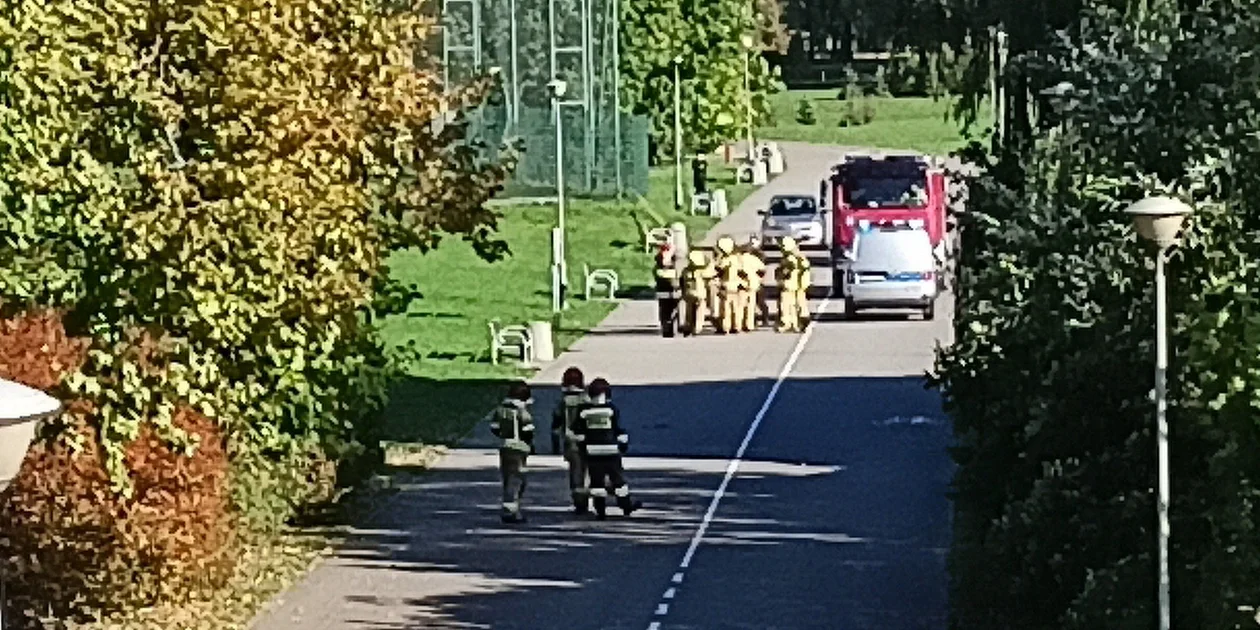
251,142 -> 955,630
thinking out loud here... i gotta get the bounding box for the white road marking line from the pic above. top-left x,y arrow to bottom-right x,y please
644,301 -> 829,630
678,299 -> 828,570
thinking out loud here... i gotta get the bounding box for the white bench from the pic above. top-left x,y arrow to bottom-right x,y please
633,212 -> 673,253
646,228 -> 672,253
584,264 -> 620,301
690,192 -> 711,215
488,320 -> 534,365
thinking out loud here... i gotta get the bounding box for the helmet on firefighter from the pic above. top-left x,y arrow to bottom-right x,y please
561,366 -> 585,389
716,236 -> 735,255
780,236 -> 799,252
507,380 -> 533,402
688,250 -> 706,266
588,377 -> 612,400
658,242 -> 673,256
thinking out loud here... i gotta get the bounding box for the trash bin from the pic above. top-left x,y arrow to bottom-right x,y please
528,320 -> 555,363
670,222 -> 688,255
751,160 -> 769,185
766,147 -> 785,175
710,190 -> 729,218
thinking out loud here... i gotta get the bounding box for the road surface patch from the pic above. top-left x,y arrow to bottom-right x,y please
643,299 -> 831,630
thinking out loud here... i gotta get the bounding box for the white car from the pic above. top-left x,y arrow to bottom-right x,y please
758,195 -> 826,249
840,226 -> 940,320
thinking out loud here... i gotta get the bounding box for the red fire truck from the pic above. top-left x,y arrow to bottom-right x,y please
822,153 -> 948,262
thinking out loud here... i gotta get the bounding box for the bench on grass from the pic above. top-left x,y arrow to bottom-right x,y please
488,320 -> 534,365
583,264 -> 620,301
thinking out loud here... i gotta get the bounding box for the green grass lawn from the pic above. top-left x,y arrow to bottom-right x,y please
377,165 -> 753,446
757,90 -> 991,156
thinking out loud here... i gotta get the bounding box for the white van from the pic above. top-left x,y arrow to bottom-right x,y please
840,226 -> 940,320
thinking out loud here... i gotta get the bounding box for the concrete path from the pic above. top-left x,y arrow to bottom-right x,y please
251,142 -> 954,630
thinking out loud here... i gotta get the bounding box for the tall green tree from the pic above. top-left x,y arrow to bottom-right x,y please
620,0 -> 784,158
936,2 -> 1260,628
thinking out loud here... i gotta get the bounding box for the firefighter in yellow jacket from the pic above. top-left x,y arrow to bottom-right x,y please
738,242 -> 767,332
776,237 -> 812,332
682,250 -> 715,336
714,236 -> 743,334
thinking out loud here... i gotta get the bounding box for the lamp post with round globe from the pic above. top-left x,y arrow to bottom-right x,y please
740,33 -> 757,166
1,378 -> 64,629
548,78 -> 569,312
673,55 -> 684,210
1125,195 -> 1193,630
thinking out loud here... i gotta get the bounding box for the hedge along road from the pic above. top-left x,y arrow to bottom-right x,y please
250,142 -> 955,630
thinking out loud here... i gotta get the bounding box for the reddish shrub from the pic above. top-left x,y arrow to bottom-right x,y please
0,311 -> 237,626
0,307 -> 90,390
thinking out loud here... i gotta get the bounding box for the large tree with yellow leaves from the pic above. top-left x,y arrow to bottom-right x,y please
0,0 -> 510,536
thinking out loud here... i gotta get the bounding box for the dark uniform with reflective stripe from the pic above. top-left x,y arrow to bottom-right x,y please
655,252 -> 682,337
551,385 -> 591,513
572,397 -> 640,518
489,398 -> 535,521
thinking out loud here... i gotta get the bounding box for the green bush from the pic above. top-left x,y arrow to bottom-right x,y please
620,0 -> 782,157
795,98 -> 817,125
873,66 -> 892,97
838,98 -> 876,128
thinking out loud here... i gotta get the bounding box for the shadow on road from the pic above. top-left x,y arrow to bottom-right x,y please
260,376 -> 953,630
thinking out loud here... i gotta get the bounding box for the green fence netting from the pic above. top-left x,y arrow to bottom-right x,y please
442,0 -> 649,198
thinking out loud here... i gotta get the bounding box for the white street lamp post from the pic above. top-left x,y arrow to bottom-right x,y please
740,34 -> 756,166
1125,195 -> 1193,630
673,55 -> 684,211
1,378 -> 64,630
549,79 -> 569,313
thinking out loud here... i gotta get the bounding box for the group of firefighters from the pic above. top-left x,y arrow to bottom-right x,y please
489,367 -> 643,524
653,234 -> 814,337
486,235 -> 816,524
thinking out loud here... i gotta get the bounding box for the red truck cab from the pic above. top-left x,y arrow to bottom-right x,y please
824,154 -> 947,263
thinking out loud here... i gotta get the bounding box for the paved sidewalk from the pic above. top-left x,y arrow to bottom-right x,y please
250,143 -> 840,630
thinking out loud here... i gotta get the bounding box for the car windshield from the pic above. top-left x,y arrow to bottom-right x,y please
769,197 -> 816,216
843,177 -> 928,209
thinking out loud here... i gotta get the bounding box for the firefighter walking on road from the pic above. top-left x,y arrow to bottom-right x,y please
682,250 -> 715,336
654,244 -> 682,337
714,236 -> 743,334
489,381 -> 535,524
551,367 -> 591,514
776,237 -> 813,333
738,241 -> 767,332
572,378 -> 643,519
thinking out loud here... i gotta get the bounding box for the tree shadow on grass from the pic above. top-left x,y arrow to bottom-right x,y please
405,311 -> 465,320
378,376 -> 517,446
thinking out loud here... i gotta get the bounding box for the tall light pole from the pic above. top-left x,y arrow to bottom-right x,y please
673,55 -> 684,211
549,79 -> 569,313
1125,195 -> 1193,630
740,33 -> 756,166
1,378 -> 64,630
